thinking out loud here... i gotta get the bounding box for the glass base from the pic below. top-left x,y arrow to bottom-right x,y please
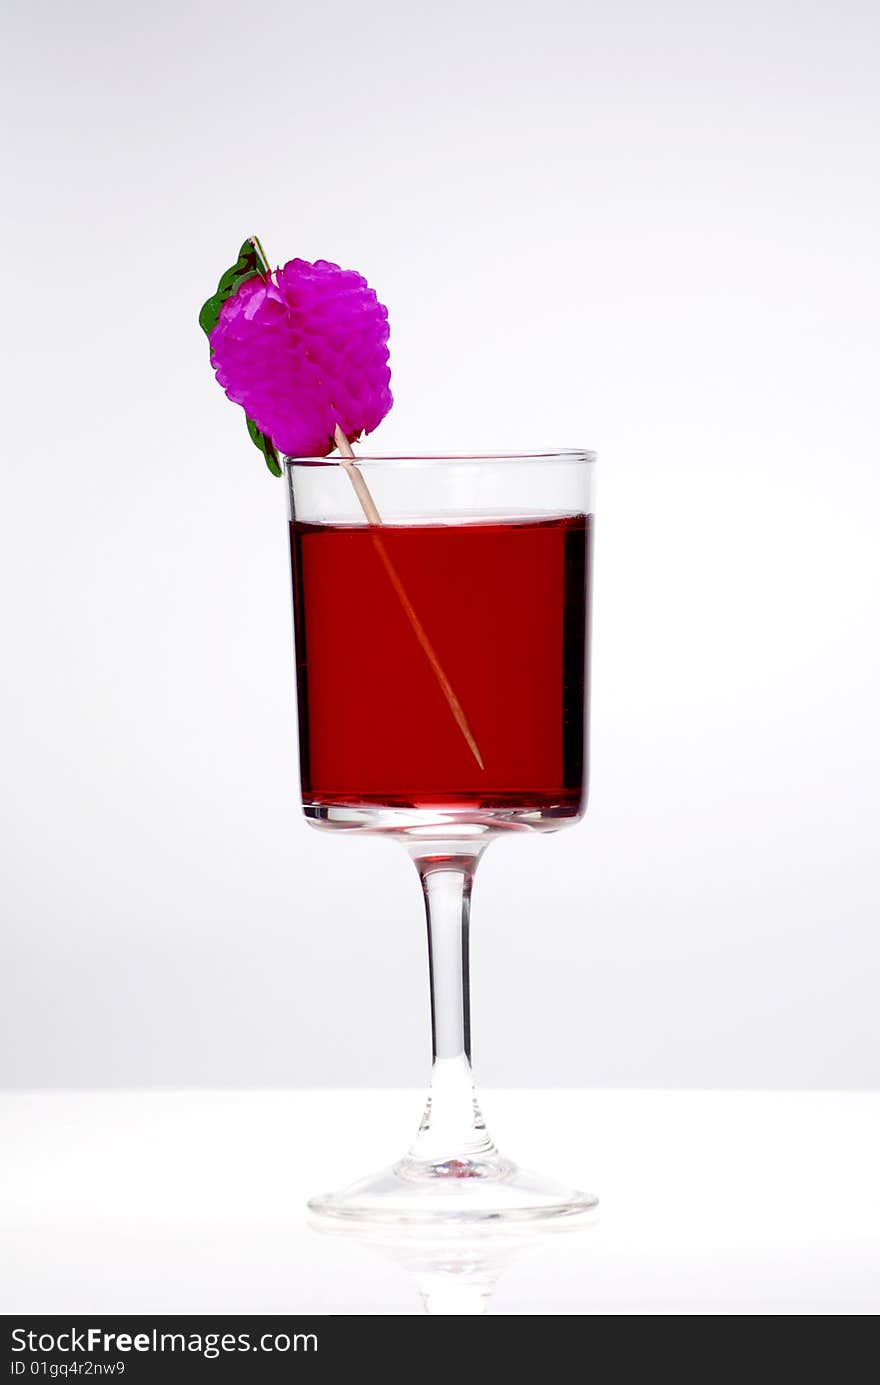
302,801 -> 582,836
308,1154 -> 598,1225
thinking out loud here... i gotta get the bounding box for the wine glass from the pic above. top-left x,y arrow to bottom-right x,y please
286,450 -> 596,1222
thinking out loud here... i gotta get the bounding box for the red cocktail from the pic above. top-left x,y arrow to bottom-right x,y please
286,451 -> 597,1222
290,513 -> 591,814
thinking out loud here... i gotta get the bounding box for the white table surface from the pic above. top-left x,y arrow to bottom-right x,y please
1,1090 -> 878,1316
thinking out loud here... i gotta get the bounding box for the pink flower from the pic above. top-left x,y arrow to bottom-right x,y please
209,259 -> 392,457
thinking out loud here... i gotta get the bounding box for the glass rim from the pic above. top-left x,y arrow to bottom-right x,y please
282,448 -> 596,468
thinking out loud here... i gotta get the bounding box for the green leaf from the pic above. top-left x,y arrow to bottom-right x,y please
198,237 -> 268,339
199,236 -> 282,478
246,416 -> 282,477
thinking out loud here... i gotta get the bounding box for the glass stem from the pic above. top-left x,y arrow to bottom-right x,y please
401,844 -> 500,1171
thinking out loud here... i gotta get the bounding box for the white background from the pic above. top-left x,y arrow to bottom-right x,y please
2,0 -> 878,1090
4,1090 -> 878,1314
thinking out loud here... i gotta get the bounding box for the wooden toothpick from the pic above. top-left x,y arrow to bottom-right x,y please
333,424 -> 484,770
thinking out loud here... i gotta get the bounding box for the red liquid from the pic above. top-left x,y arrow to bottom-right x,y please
289,513 -> 591,812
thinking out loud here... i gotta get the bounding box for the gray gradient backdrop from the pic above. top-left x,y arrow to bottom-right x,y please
2,0 -> 878,1088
